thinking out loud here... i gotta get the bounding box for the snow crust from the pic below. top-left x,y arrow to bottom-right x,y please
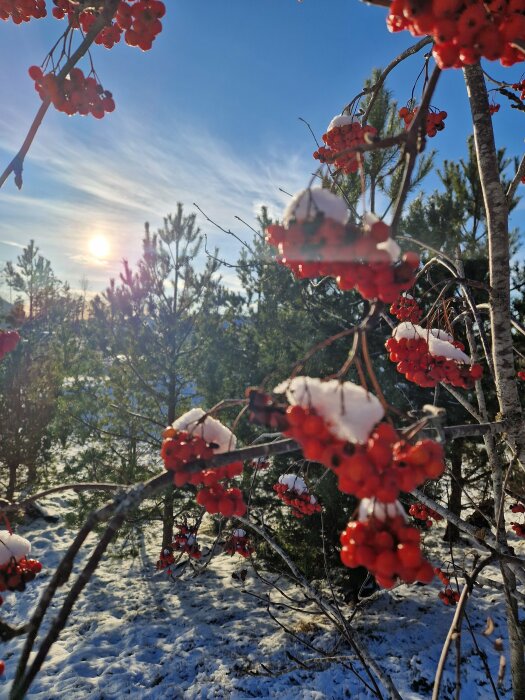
283,187 -> 349,227
171,408 -> 237,453
326,114 -> 357,131
393,323 -> 470,363
278,473 -> 308,495
0,531 -> 31,565
232,528 -> 246,538
358,499 -> 408,523
274,376 -> 384,444
377,237 -> 401,262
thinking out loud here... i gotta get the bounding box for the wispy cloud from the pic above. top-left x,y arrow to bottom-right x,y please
0,239 -> 25,249
0,111 -> 309,292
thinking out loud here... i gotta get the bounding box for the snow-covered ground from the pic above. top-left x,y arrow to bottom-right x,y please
0,498 -> 517,699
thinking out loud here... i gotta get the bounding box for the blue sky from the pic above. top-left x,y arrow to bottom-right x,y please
1,0 -> 524,298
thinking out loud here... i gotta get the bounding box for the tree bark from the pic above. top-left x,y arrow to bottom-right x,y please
463,63 -> 525,700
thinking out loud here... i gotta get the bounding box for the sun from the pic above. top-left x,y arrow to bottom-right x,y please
88,235 -> 110,259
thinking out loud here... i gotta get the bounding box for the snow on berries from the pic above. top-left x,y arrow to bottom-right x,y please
275,377 -> 445,503
224,529 -> 254,558
0,0 -> 46,23
386,322 -> 483,389
399,105 -> 447,137
313,114 -> 377,173
340,500 -> 434,589
29,66 -> 115,118
161,408 -> 247,517
0,531 -> 42,599
409,502 -> 444,528
273,474 -> 322,518
387,0 -> 525,68
265,189 -> 420,303
0,330 -> 20,361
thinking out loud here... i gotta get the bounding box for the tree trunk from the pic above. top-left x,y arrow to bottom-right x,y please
463,63 -> 525,700
6,461 -> 18,501
162,376 -> 178,548
444,445 -> 462,543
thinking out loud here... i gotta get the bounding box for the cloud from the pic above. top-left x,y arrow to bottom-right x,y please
0,239 -> 25,249
0,111 -> 310,293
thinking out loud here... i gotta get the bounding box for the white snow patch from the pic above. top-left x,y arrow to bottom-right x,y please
358,499 -> 408,522
278,474 -> 308,495
326,114 -> 357,131
232,528 -> 246,538
0,531 -> 31,565
274,376 -> 384,444
171,408 -> 237,453
393,323 -> 470,363
377,237 -> 401,262
283,187 -> 349,227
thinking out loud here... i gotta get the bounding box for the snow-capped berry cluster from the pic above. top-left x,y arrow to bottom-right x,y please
223,529 -> 254,558
52,0 -> 166,51
386,323 -> 483,389
161,409 -> 246,517
340,500 -> 434,589
29,66 -> 115,118
0,0 -> 46,23
156,546 -> 176,572
276,377 -> 445,503
313,115 -> 377,174
0,532 -> 42,599
409,502 -> 444,528
172,524 -> 202,559
273,474 -> 322,518
399,106 -> 447,137
439,587 -> 460,606
390,293 -> 422,322
196,483 -> 246,518
387,0 -> 525,68
0,330 -> 20,361
265,188 -> 420,303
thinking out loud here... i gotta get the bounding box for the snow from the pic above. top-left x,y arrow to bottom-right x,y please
278,474 -> 308,495
282,188 -> 349,227
326,114 -> 357,131
0,531 -> 31,565
358,499 -> 408,522
232,529 -> 246,538
0,496 -> 518,699
377,237 -> 401,262
393,323 -> 471,363
274,376 -> 384,444
171,408 -> 237,453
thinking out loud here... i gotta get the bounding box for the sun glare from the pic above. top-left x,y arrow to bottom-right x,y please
88,235 -> 110,259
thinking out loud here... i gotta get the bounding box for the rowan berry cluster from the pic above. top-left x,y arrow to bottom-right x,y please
273,475 -> 322,518
172,524 -> 202,559
489,101 -> 501,114
160,427 -> 242,488
510,502 -> 525,513
196,483 -> 247,518
387,0 -> 525,68
284,405 -> 445,503
512,79 -> 525,99
434,566 -> 451,586
409,502 -> 444,528
399,106 -> 447,137
0,557 -> 42,596
313,115 -> 377,174
439,587 -> 460,606
223,529 -> 254,558
0,330 -> 20,361
390,294 -> 422,322
340,510 -> 434,589
386,324 -> 483,389
52,0 -> 165,51
266,188 -> 420,303
29,66 -> 115,118
511,522 -> 525,537
0,0 -> 45,23
517,370 -> 525,380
